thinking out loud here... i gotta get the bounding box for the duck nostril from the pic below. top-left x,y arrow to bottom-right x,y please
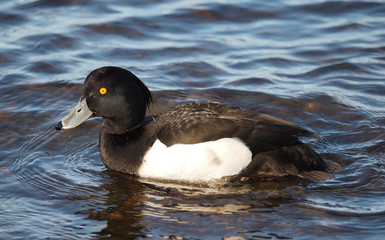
77,109 -> 82,113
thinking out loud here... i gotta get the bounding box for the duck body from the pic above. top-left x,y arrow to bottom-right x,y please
56,66 -> 340,182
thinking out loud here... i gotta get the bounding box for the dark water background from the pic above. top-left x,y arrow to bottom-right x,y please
1,0 -> 385,239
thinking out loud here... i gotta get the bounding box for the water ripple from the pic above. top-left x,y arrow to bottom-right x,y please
1,0 -> 385,239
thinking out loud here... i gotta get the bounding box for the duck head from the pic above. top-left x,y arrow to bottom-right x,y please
55,66 -> 152,134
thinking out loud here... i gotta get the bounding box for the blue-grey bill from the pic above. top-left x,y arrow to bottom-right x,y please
55,98 -> 93,130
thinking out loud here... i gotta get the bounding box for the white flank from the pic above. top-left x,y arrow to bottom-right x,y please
139,138 -> 252,182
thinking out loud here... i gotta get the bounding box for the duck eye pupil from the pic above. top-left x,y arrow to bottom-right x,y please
99,88 -> 107,95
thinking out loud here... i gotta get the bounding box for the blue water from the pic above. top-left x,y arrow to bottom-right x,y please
1,0 -> 385,239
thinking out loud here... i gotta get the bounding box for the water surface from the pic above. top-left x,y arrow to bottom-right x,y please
1,0 -> 385,239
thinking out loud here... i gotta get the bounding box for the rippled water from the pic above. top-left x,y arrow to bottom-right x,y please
1,0 -> 385,239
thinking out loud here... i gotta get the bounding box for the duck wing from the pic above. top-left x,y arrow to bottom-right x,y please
153,102 -> 318,154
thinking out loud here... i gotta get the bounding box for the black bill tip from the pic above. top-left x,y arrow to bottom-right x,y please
55,121 -> 63,130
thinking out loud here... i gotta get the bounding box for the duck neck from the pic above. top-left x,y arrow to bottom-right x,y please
108,124 -> 144,144
103,117 -> 143,135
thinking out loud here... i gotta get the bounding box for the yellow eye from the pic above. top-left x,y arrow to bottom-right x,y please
99,87 -> 107,95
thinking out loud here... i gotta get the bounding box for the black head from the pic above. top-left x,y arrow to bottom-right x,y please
56,66 -> 152,134
83,66 -> 152,134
